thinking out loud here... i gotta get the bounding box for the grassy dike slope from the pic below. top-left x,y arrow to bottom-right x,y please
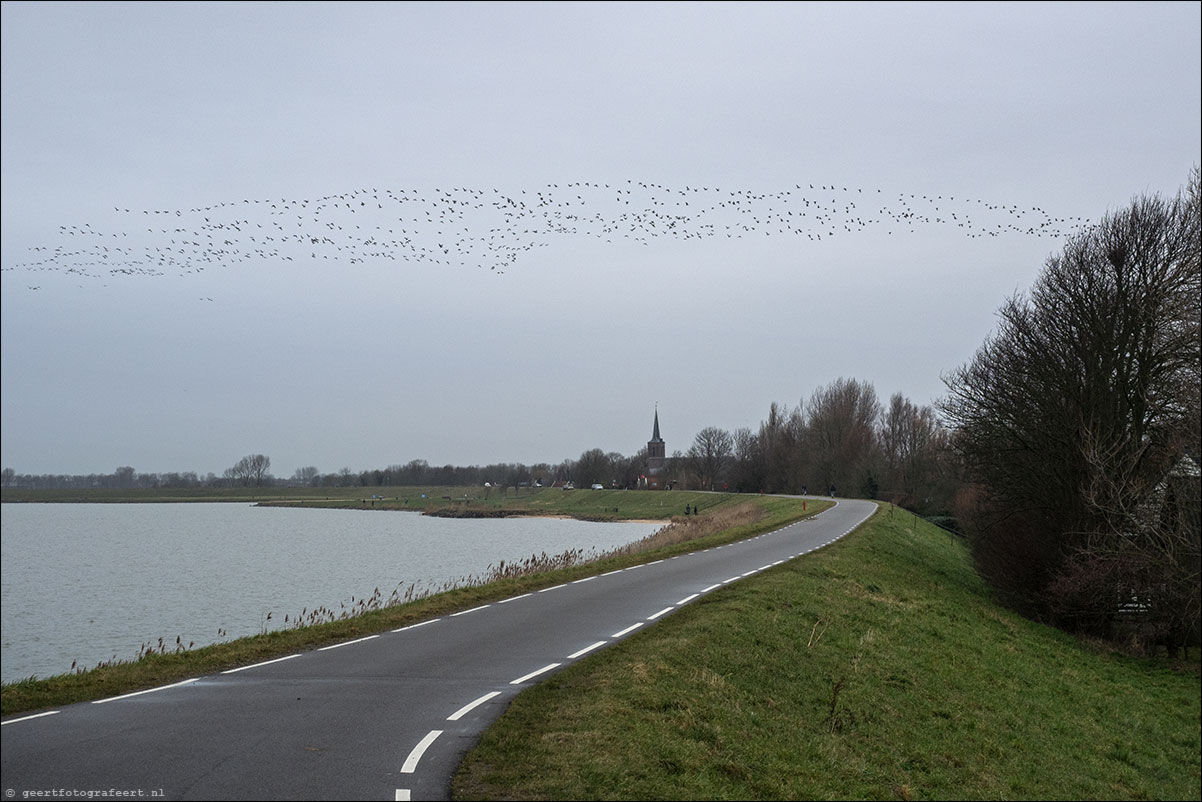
454,507 -> 1202,801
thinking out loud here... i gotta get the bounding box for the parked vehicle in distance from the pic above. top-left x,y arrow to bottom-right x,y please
590,483 -> 604,490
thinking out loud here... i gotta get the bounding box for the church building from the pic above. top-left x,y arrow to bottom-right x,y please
644,407 -> 667,489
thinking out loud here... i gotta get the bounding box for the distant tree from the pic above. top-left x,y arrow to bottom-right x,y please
806,378 -> 881,497
226,454 -> 272,487
941,168 -> 1200,647
2,467 -> 14,487
574,448 -> 611,488
687,426 -> 734,490
292,466 -> 320,485
113,466 -> 136,490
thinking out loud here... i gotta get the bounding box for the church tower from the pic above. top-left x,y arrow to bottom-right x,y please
645,407 -> 666,489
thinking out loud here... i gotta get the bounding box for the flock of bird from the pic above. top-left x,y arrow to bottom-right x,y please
6,180 -> 1092,289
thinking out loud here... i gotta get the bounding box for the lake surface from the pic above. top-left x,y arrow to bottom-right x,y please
0,503 -> 662,683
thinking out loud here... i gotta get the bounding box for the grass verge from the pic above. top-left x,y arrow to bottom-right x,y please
453,506 -> 1202,801
1,492 -> 828,716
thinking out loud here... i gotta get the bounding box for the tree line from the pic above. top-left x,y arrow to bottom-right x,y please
0,386 -> 956,513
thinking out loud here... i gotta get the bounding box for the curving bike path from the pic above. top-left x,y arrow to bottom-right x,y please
1,498 -> 877,801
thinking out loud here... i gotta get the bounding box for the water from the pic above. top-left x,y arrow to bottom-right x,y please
0,503 -> 662,683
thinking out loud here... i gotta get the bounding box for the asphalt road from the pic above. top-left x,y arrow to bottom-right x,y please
1,498 -> 877,801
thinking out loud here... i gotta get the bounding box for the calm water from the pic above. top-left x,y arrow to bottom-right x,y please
0,503 -> 662,683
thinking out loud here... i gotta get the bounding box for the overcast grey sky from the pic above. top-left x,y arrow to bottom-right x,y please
2,1 -> 1199,478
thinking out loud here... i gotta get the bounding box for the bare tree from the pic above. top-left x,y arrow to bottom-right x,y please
687,426 -> 734,490
806,378 -> 881,497
227,454 -> 272,487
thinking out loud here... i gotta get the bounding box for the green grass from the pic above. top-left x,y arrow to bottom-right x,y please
1,491 -> 826,716
453,506 -> 1202,801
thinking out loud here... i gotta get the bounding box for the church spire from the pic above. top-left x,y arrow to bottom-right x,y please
651,405 -> 663,443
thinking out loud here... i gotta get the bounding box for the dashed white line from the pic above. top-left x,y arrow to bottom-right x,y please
676,593 -> 699,605
497,593 -> 532,604
600,569 -> 624,577
447,691 -> 502,721
538,583 -> 567,593
317,634 -> 379,651
450,604 -> 491,617
401,729 -> 443,773
722,576 -> 741,584
567,641 -> 607,659
572,576 -> 596,584
93,678 -> 198,704
511,663 -> 561,684
393,618 -> 441,633
647,606 -> 675,620
2,710 -> 59,725
396,789 -> 411,801
701,583 -> 722,593
611,622 -> 644,638
221,654 -> 300,674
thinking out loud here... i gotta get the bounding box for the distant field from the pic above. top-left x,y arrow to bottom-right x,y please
0,485 -> 743,522
454,507 -> 1202,801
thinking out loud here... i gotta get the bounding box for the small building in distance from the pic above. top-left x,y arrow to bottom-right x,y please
644,407 -> 667,489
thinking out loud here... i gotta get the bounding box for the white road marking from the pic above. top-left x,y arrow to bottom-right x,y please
722,576 -> 741,584
395,789 -> 411,801
701,584 -> 722,593
447,691 -> 502,721
572,576 -> 596,584
393,618 -> 440,632
511,663 -> 561,684
567,641 -> 607,659
93,678 -> 199,704
647,606 -> 674,620
317,634 -> 379,651
450,604 -> 491,617
611,622 -> 644,638
497,593 -> 532,604
600,569 -> 623,577
676,593 -> 699,605
538,583 -> 567,593
401,729 -> 443,773
2,710 -> 59,725
221,654 -> 300,674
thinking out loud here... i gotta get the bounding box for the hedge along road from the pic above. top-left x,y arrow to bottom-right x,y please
1,498 -> 877,801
